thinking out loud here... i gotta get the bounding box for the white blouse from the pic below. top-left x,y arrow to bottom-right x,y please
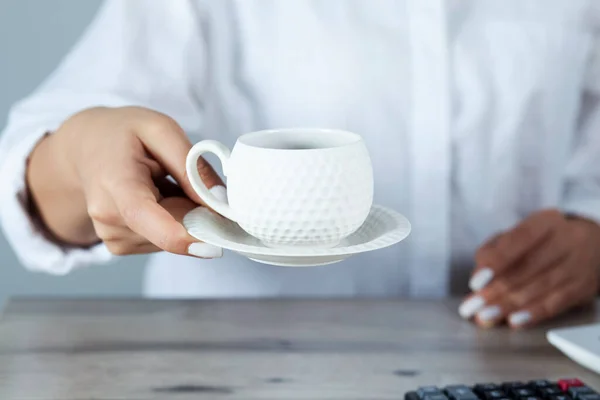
2,0 -> 600,298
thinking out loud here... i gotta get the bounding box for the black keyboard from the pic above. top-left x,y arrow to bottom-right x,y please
405,379 -> 600,400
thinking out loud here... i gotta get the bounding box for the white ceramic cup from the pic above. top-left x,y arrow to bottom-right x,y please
186,128 -> 374,248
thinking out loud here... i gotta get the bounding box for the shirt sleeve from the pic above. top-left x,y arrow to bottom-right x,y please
560,19 -> 600,225
0,0 -> 207,274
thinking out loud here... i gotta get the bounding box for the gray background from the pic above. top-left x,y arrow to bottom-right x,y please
0,0 -> 145,303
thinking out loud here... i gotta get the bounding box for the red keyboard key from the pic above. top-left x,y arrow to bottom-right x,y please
558,379 -> 584,392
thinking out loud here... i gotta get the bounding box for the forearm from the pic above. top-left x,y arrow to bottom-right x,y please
26,128 -> 97,247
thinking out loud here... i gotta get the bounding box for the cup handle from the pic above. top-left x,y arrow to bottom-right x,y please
186,140 -> 237,222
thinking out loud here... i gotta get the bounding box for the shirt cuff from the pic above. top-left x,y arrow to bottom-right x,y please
0,128 -> 114,275
560,198 -> 600,227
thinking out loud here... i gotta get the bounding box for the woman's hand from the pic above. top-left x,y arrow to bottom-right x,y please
459,209 -> 600,328
27,106 -> 225,258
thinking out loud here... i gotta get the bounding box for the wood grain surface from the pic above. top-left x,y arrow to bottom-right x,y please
0,298 -> 598,399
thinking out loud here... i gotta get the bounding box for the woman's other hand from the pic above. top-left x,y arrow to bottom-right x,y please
27,106 -> 225,258
459,209 -> 600,328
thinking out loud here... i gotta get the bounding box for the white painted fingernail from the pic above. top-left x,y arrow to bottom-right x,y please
188,242 -> 223,258
509,311 -> 531,327
459,295 -> 486,319
469,267 -> 494,291
210,185 -> 228,203
477,305 -> 502,322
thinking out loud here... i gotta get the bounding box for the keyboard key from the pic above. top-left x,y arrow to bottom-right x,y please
559,380 -> 584,392
578,395 -> 600,400
569,388 -> 596,398
445,386 -> 479,400
408,378 -> 590,400
513,388 -> 537,398
418,387 -> 442,399
425,394 -> 449,400
485,390 -> 508,400
541,388 -> 565,397
475,384 -> 502,394
504,382 -> 528,391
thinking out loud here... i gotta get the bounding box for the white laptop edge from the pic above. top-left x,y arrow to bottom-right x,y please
547,324 -> 600,375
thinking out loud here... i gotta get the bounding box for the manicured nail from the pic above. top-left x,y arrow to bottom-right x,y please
477,305 -> 501,322
188,242 -> 223,258
459,295 -> 485,319
210,185 -> 228,203
469,267 -> 494,291
509,311 -> 531,327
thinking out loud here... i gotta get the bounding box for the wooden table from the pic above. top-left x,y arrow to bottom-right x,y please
0,299 -> 599,400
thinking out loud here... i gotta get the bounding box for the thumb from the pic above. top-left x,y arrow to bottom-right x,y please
138,115 -> 225,206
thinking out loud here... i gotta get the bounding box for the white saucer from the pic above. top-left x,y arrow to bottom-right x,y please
183,205 -> 411,267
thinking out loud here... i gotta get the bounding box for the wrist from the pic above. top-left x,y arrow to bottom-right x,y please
51,120 -> 84,193
566,215 -> 600,295
26,127 -> 97,246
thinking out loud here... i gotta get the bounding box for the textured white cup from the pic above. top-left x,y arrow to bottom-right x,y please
186,128 -> 374,248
